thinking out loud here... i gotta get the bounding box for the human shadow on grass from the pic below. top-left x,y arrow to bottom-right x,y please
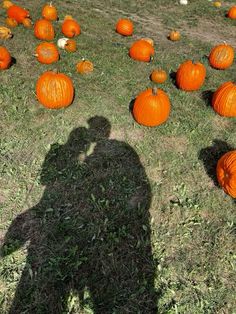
198,139 -> 235,187
1,116 -> 157,313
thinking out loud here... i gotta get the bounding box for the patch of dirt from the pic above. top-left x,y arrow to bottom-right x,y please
183,19 -> 236,48
158,136 -> 188,153
212,115 -> 233,130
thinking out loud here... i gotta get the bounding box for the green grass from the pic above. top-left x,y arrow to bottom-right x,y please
0,0 -> 236,313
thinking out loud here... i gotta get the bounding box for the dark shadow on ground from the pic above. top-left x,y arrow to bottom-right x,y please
198,139 -> 235,187
201,90 -> 214,107
1,116 -> 157,313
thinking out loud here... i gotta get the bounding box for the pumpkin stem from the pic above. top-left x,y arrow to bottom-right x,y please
33,53 -> 38,57
152,87 -> 158,95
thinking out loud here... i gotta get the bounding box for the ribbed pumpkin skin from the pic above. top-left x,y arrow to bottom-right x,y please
65,39 -> 77,52
116,19 -> 133,36
7,5 -> 29,23
129,40 -> 154,62
76,60 -> 94,74
42,3 -> 58,21
209,44 -> 234,69
34,19 -> 55,41
133,88 -> 171,127
217,150 -> 236,198
176,60 -> 206,91
0,46 -> 11,70
62,19 -> 80,38
228,6 -> 236,19
35,42 -> 59,64
36,71 -> 74,109
212,82 -> 236,117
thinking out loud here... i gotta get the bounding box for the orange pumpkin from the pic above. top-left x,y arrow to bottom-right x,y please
129,40 -> 155,62
168,30 -> 180,41
133,87 -> 171,127
76,60 -> 94,74
7,5 -> 29,23
116,19 -> 133,36
150,69 -> 167,84
5,17 -> 18,27
3,1 -> 13,9
22,18 -> 33,28
36,71 -> 74,109
0,46 -> 11,70
42,2 -> 58,21
65,39 -> 77,52
217,150 -> 236,198
34,19 -> 55,41
176,60 -> 206,91
62,19 -> 80,38
212,82 -> 236,117
227,6 -> 236,19
35,42 -> 59,64
209,43 -> 234,70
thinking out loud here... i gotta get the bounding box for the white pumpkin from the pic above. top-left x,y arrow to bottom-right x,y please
57,37 -> 69,49
179,0 -> 188,4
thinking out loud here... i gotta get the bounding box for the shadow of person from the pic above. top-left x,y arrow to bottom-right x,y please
198,139 -> 235,187
1,116 -> 157,313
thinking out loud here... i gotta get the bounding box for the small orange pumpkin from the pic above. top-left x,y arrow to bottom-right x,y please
36,70 -> 74,109
129,40 -> 155,62
217,150 -> 236,198
22,18 -> 33,28
34,19 -> 55,41
3,1 -> 13,9
176,60 -> 206,91
62,19 -> 81,38
65,39 -> 77,52
76,60 -> 94,74
42,2 -> 58,21
7,5 -> 30,23
141,38 -> 154,47
168,30 -> 180,41
5,17 -> 18,27
227,6 -> 236,19
150,69 -> 167,84
116,19 -> 133,36
35,42 -> 59,64
0,46 -> 11,70
212,82 -> 236,117
209,43 -> 234,70
133,87 -> 171,127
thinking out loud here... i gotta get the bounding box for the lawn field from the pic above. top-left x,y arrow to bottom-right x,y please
0,0 -> 236,313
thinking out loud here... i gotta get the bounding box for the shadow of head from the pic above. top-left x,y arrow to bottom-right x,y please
87,116 -> 111,142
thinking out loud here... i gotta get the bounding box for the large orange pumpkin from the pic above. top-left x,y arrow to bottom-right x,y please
129,40 -> 154,62
227,6 -> 236,19
34,19 -> 55,41
0,46 -> 11,70
116,19 -> 133,36
212,81 -> 236,117
35,42 -> 59,64
7,5 -> 29,23
36,71 -> 74,109
217,150 -> 236,198
209,43 -> 234,70
42,3 -> 58,21
61,19 -> 81,38
176,60 -> 206,91
133,87 -> 171,127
